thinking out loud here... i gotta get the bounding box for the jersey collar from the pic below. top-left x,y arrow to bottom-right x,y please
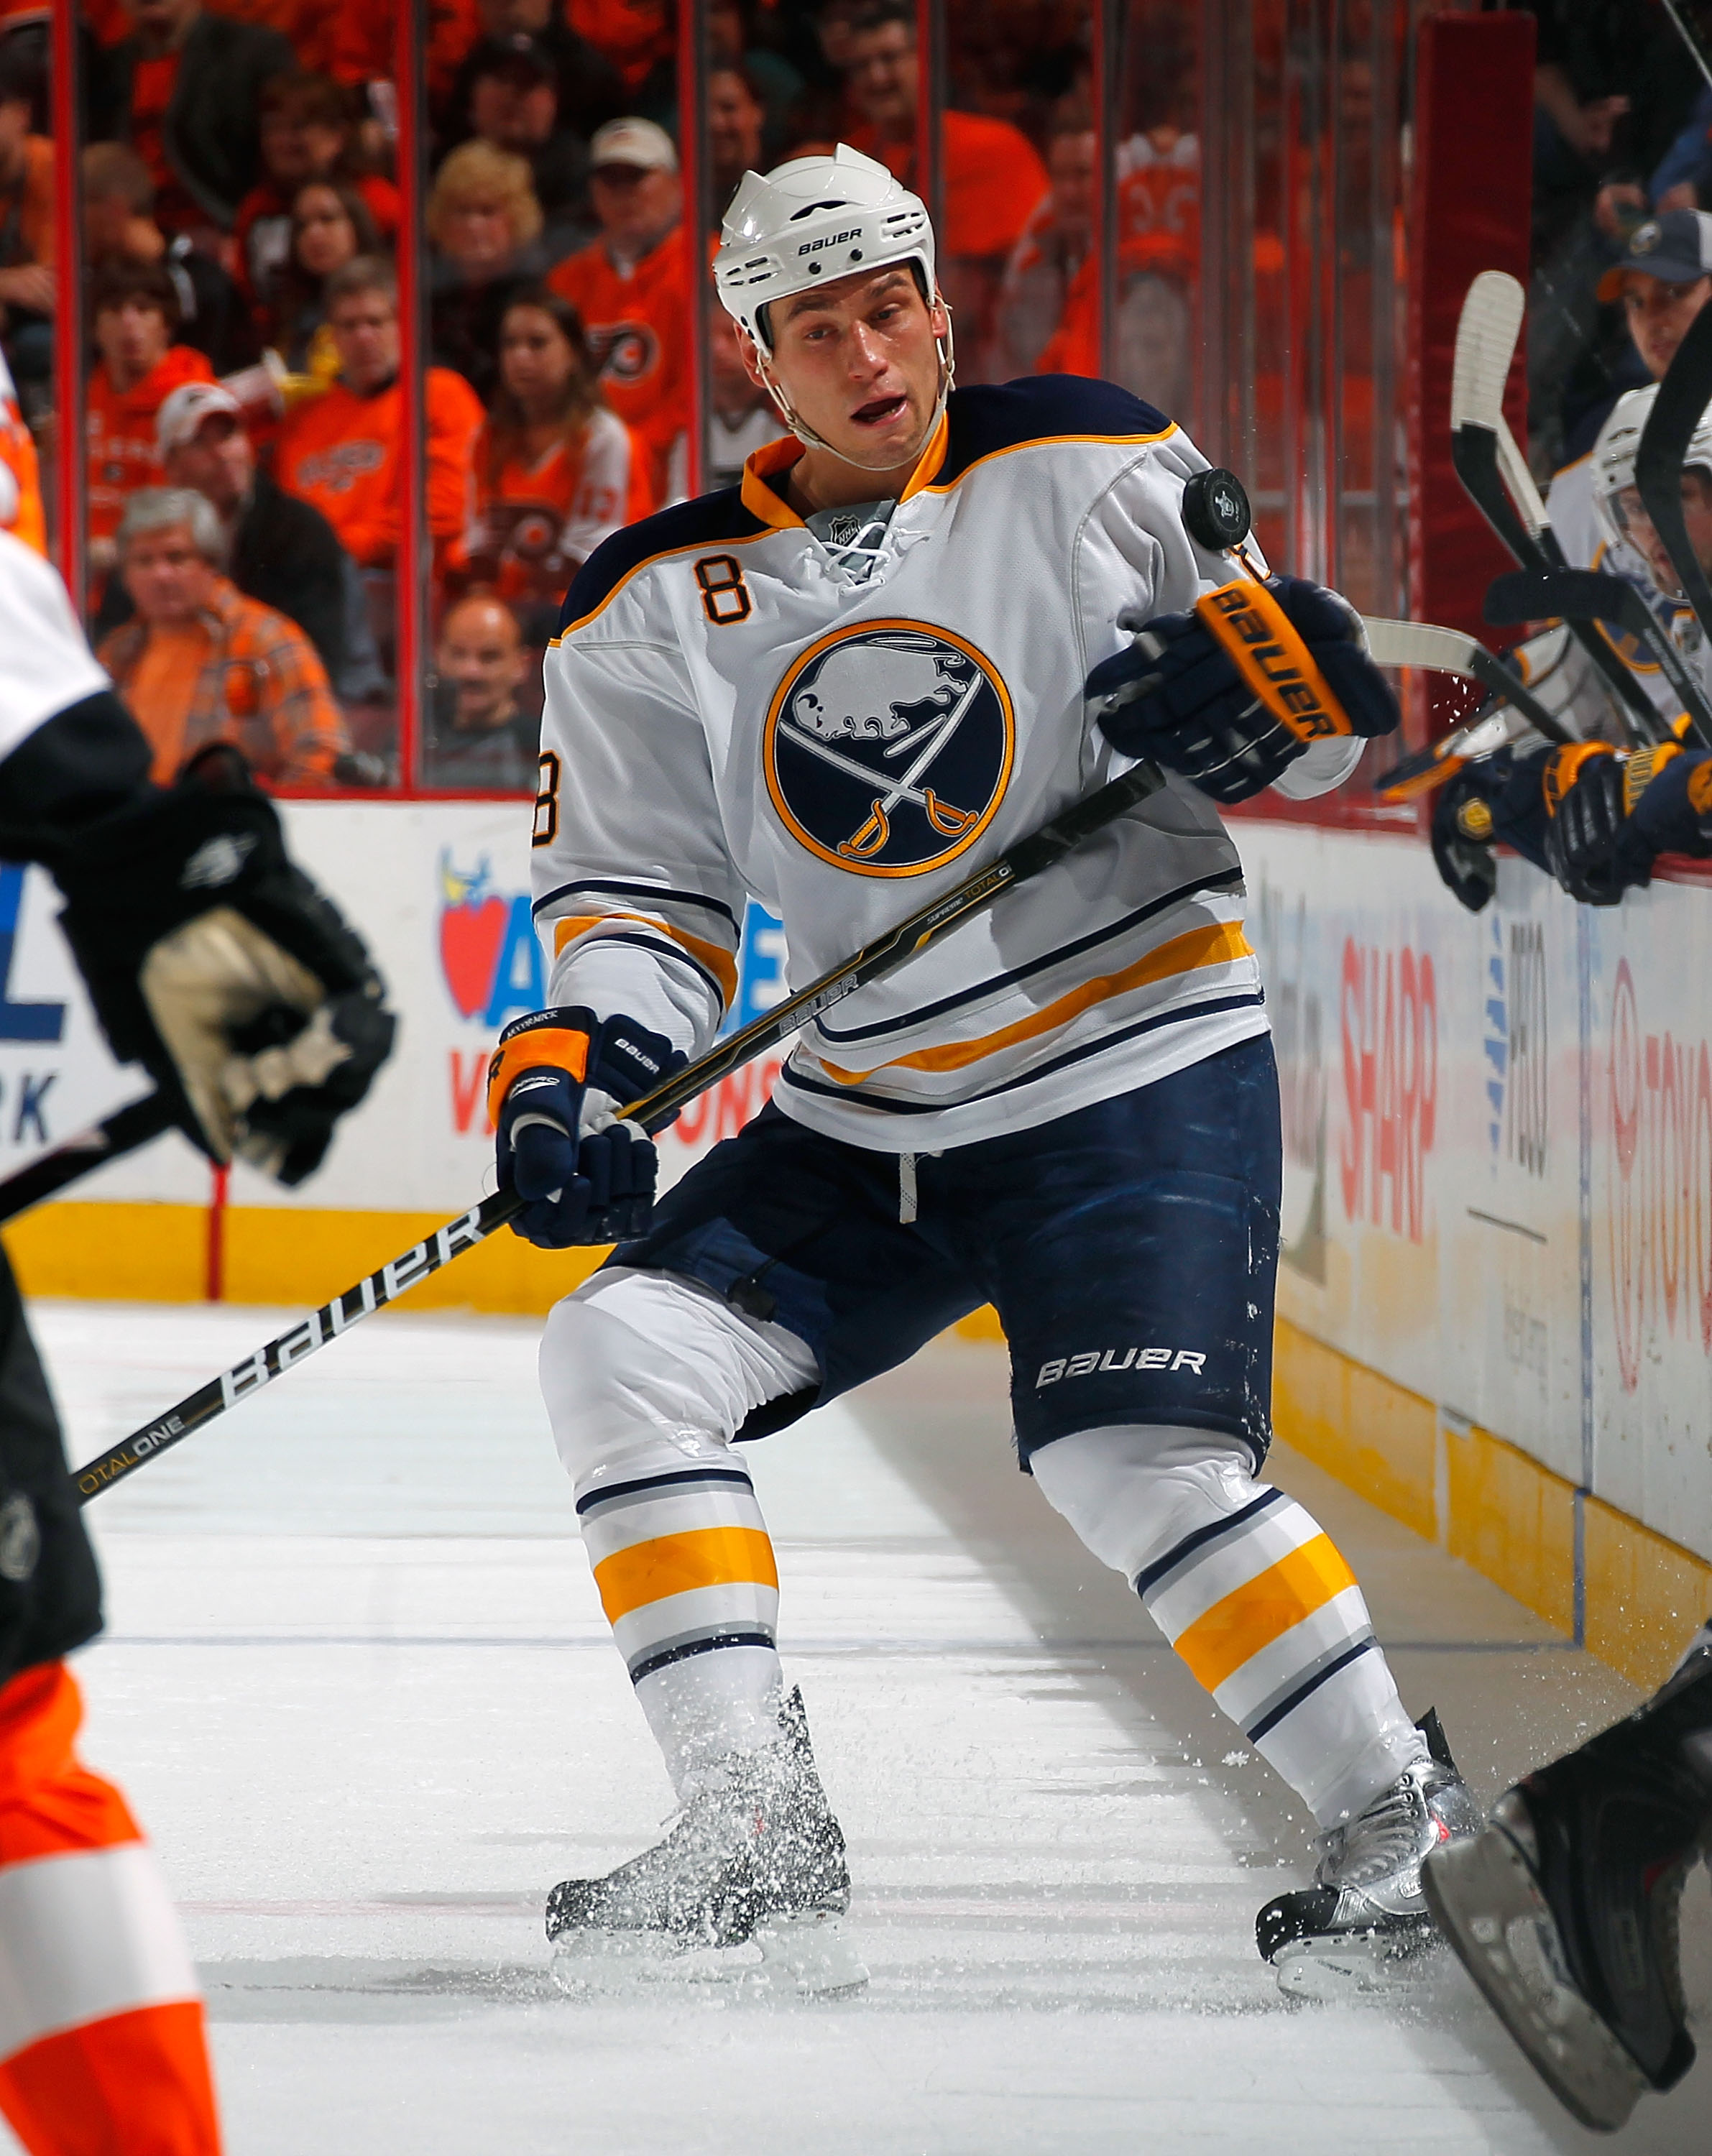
739,410 -> 952,530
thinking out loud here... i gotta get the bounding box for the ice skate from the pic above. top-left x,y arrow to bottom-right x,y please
1422,1654 -> 1712,2132
546,1689 -> 867,1997
1258,1710 -> 1482,1998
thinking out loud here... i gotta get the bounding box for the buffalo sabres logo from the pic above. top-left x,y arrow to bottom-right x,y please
763,620 -> 1013,876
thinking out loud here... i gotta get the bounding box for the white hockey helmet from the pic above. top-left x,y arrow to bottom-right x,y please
1592,380 -> 1712,552
714,143 -> 935,352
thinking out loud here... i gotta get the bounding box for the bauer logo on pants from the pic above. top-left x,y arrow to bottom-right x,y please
763,620 -> 1015,877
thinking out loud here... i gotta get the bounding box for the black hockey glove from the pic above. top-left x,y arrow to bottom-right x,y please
1086,575 -> 1399,804
489,1005 -> 686,1248
1541,742 -> 1635,906
1430,773 -> 1499,913
53,746 -> 395,1184
1623,745 -> 1712,872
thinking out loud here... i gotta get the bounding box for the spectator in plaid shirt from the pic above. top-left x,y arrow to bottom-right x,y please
98,487 -> 349,787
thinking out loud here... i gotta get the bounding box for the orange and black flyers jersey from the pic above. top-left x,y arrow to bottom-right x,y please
537,375 -> 1361,1152
466,407 -> 653,606
85,345 -> 215,543
547,232 -> 689,497
277,368 -> 484,570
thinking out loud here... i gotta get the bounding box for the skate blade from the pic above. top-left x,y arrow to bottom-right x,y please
551,1912 -> 867,2002
1271,1921 -> 1436,2001
1422,1826 -> 1647,2134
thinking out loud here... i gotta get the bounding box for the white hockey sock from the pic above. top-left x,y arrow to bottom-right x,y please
1031,1424 -> 1427,1830
540,1268 -> 819,1801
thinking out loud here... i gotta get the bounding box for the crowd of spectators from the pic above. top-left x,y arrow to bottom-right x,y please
6,0 -> 1196,792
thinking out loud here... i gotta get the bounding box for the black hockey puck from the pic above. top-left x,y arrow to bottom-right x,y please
1182,467 -> 1252,553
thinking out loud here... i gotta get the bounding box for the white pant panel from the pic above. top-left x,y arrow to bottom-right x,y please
1030,1422 -> 1263,1583
539,1264 -> 819,1484
1033,1422 -> 1427,1828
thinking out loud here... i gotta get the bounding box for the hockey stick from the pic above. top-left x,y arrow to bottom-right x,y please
72,757 -> 1168,1501
1661,0 -> 1712,93
1485,567 -> 1712,747
1451,272 -> 1662,746
0,1092 -> 174,1228
1636,296 -> 1712,653
1361,615 -> 1573,801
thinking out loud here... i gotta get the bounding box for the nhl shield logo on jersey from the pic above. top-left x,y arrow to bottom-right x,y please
763,620 -> 1014,876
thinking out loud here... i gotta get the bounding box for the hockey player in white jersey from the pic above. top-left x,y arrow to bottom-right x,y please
498,144 -> 1480,1996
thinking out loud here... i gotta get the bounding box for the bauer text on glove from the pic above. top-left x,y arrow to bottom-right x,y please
1086,575 -> 1399,805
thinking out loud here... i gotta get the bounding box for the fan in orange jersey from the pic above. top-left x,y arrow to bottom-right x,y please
86,261 -> 215,579
465,285 -> 650,634
275,254 -> 484,572
547,118 -> 689,503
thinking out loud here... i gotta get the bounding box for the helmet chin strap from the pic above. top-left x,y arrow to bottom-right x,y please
756,306 -> 957,484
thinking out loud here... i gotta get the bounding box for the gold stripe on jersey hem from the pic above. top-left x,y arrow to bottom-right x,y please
809,919 -> 1253,1082
552,911 -> 740,1008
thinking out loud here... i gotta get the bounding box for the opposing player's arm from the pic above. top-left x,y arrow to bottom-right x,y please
1078,445 -> 1397,804
0,534 -> 393,1184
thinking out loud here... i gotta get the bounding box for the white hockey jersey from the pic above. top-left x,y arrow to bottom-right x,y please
1545,448 -> 1683,727
536,375 -> 1360,1152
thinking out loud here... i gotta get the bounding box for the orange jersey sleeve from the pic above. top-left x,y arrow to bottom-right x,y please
425,367 -> 486,548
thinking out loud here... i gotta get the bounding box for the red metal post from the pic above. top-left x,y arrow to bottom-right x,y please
1091,0 -> 1120,382
49,1 -> 85,610
678,0 -> 707,498
914,0 -> 944,254
395,0 -> 426,787
1406,10 -> 1535,740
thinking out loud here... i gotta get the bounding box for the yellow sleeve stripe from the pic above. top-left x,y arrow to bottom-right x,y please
592,1526 -> 778,1624
811,919 -> 1252,1085
1169,1534 -> 1358,1692
553,911 -> 740,1010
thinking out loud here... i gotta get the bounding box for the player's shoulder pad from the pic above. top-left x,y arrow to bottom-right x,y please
558,487 -> 765,633
932,375 -> 1174,489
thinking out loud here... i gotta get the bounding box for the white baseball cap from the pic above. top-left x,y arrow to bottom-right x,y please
589,117 -> 678,175
157,380 -> 244,457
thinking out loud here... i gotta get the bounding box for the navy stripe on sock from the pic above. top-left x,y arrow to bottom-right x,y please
1245,1636 -> 1379,1743
1133,1486 -> 1287,1600
575,1465 -> 755,1517
628,1630 -> 777,1685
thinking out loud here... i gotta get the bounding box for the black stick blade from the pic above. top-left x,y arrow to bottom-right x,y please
1636,297 -> 1712,643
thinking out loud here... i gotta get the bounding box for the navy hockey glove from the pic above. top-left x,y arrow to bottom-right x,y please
1086,575 -> 1399,804
1430,773 -> 1499,913
1541,742 -> 1635,906
1622,745 -> 1712,876
54,745 -> 395,1184
488,1005 -> 686,1248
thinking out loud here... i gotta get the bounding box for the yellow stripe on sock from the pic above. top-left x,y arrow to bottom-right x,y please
592,1526 -> 778,1624
1169,1534 -> 1358,1692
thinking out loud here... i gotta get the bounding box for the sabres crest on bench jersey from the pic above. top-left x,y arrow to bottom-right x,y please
535,374 -> 1360,1150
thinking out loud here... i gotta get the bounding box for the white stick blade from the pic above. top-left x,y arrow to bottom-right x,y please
1361,616 -> 1482,678
1450,271 -> 1525,435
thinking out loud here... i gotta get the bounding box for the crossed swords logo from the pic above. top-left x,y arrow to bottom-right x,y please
782,663 -> 986,860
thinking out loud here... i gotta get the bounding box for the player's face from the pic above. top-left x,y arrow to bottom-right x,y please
500,306 -> 577,408
438,604 -> 527,728
1622,272 -> 1712,380
329,291 -> 400,392
760,268 -> 947,476
167,413 -> 253,514
121,524 -> 215,625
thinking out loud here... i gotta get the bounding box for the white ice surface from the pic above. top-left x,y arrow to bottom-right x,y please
21,1299 -> 1711,2154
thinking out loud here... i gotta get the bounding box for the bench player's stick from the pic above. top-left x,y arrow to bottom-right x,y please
0,1092 -> 174,1228
1360,616 -> 1573,802
1451,272 -> 1662,747
1485,567 -> 1712,747
73,755 -> 1169,1501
